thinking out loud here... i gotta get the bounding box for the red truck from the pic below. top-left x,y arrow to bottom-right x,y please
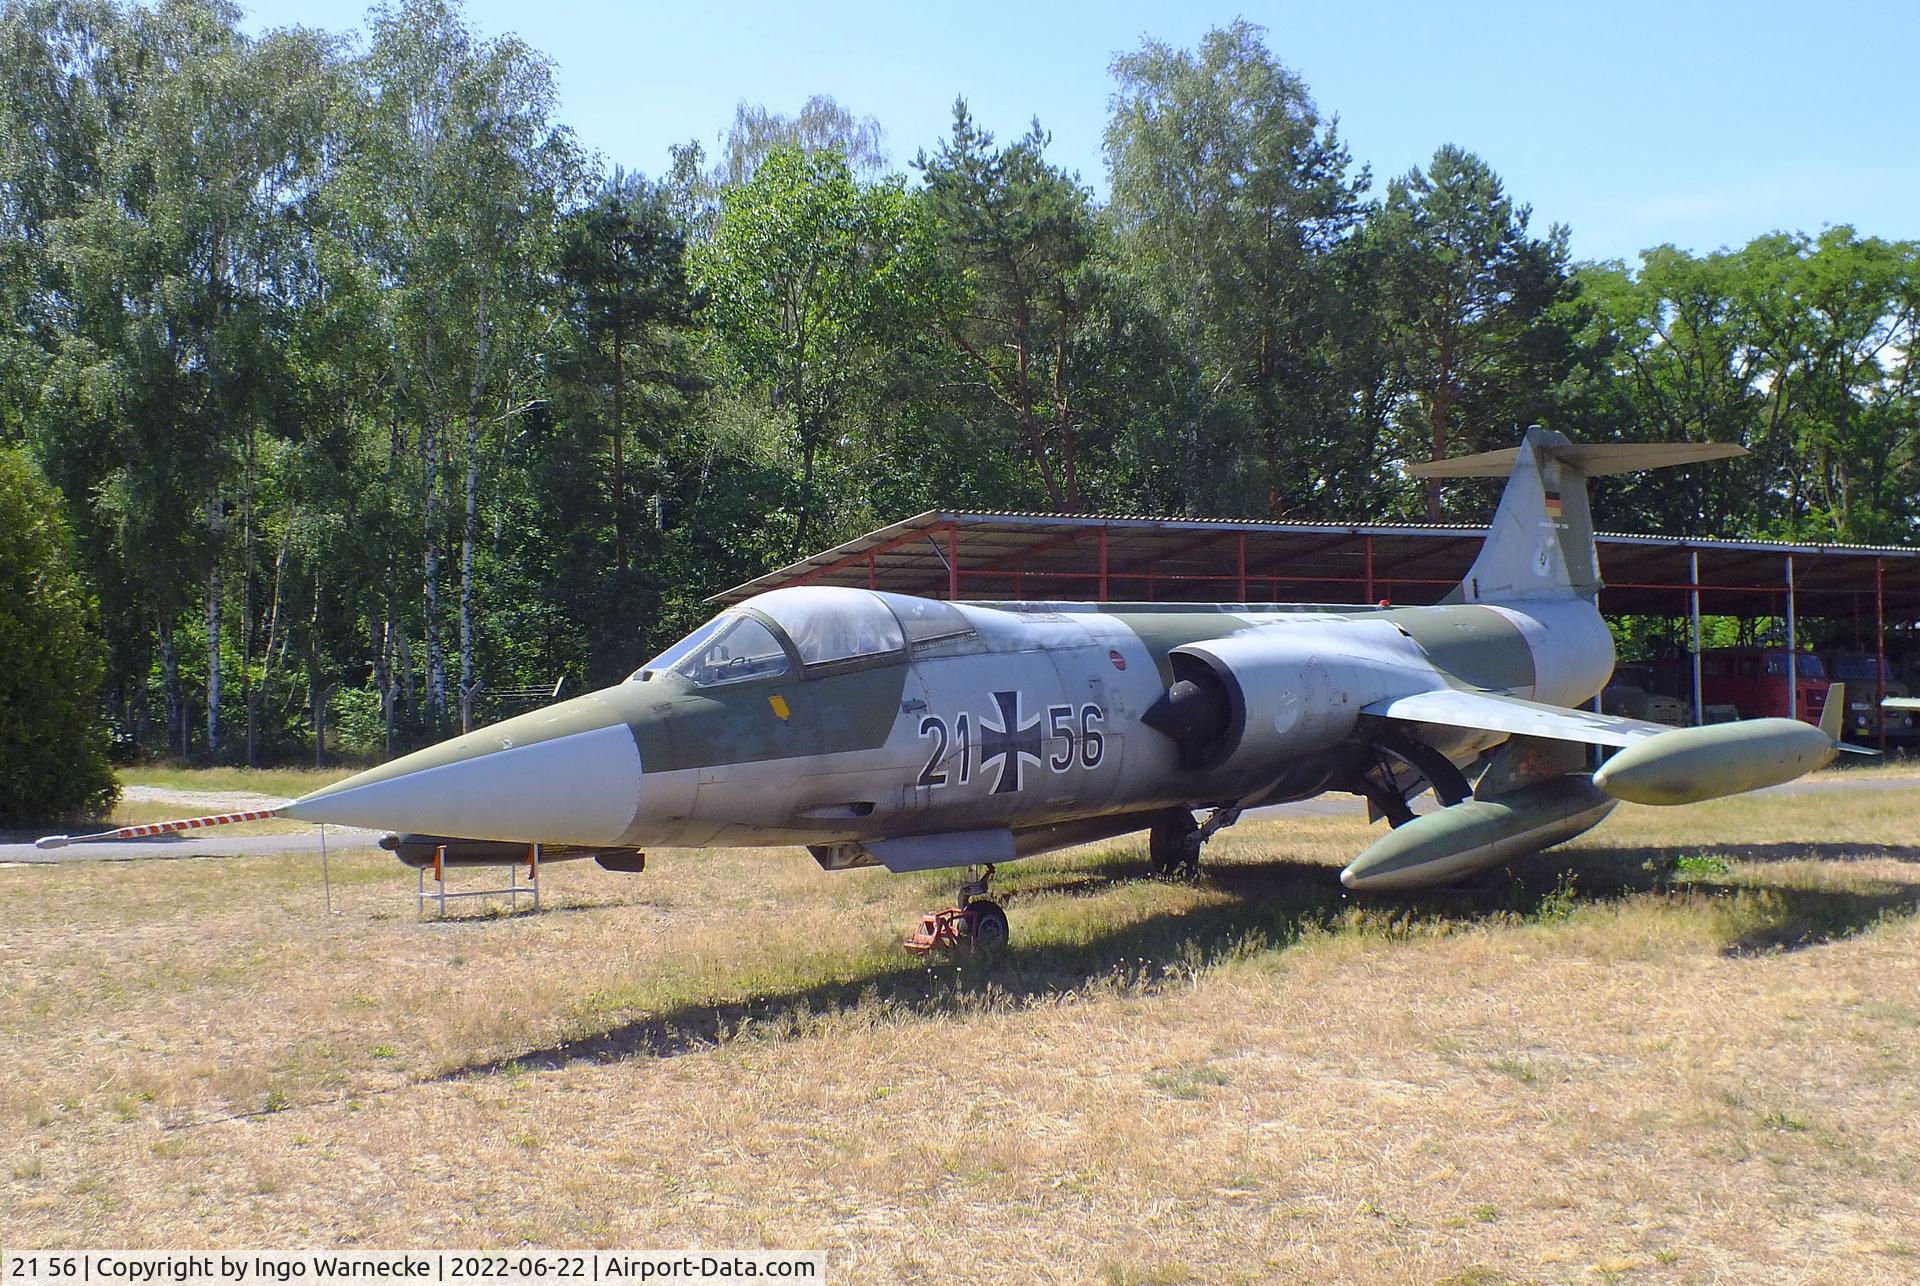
1695,648 -> 1834,725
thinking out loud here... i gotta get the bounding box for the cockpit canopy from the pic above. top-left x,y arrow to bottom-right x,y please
632,587 -> 974,687
755,586 -> 905,666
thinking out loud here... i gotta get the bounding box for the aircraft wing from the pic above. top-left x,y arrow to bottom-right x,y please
1364,689 -> 1671,748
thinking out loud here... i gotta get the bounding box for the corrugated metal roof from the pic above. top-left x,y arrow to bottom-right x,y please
709,510 -> 1920,617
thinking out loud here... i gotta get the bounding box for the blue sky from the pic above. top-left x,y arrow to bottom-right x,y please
237,0 -> 1917,266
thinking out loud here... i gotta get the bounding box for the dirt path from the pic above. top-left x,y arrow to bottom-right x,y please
121,784 -> 295,811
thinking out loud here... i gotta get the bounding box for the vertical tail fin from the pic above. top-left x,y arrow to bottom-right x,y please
1410,429 -> 1745,605
1818,682 -> 1846,741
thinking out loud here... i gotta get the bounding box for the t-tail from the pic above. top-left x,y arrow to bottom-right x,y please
1411,427 -> 1746,605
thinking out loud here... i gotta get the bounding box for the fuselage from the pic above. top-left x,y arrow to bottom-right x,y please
281,587 -> 1615,862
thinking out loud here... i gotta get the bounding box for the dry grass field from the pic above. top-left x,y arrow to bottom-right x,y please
3,773 -> 1919,1283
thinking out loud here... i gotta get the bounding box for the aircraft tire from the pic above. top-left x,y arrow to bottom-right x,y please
966,900 -> 1010,952
1149,809 -> 1199,878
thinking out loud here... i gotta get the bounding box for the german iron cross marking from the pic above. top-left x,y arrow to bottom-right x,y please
979,690 -> 1043,794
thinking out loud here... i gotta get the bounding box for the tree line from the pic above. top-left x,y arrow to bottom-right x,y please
2,1 -> 1915,777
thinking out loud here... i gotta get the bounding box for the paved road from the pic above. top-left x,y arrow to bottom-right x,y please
0,826 -> 384,864
3,771 -> 1914,867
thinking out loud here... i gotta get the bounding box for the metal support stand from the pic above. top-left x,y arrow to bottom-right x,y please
416,842 -> 543,917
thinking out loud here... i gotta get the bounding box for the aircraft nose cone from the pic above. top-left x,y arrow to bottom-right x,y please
281,697 -> 642,846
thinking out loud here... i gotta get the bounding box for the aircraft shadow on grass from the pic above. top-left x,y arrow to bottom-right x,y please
439,839 -> 1920,1078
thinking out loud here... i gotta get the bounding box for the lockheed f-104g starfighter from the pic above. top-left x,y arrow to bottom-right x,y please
44,430 -> 1855,949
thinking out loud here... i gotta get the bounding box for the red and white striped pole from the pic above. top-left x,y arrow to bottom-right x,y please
35,807 -> 281,848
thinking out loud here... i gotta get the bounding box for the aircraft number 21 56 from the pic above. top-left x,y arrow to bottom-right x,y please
917,691 -> 1106,795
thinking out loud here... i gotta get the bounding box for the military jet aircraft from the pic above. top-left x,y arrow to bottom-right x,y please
42,429 -> 1856,948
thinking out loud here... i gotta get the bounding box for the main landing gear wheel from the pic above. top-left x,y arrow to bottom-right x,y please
1149,809 -> 1202,879
904,864 -> 1008,955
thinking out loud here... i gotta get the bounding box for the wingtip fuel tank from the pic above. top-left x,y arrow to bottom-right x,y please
1591,719 -> 1836,806
1340,775 -> 1616,893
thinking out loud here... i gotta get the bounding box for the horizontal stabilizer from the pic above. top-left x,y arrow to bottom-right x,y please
1409,441 -> 1746,479
1365,688 -> 1669,748
1817,682 -> 1877,754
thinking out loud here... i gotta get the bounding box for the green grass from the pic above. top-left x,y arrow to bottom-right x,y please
116,764 -> 355,797
1145,1061 -> 1233,1100
1673,851 -> 1735,878
1490,1056 -> 1541,1086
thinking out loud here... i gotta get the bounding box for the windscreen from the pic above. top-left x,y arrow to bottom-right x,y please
1765,653 -> 1828,681
1832,655 -> 1887,682
632,613 -> 791,686
632,616 -> 726,679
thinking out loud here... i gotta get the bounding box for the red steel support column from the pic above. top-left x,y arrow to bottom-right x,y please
867,550 -> 877,590
1236,533 -> 1248,601
1877,556 -> 1888,753
947,523 -> 959,601
1785,555 -> 1798,722
1098,525 -> 1109,601
1689,550 -> 1704,727
1364,535 -> 1376,604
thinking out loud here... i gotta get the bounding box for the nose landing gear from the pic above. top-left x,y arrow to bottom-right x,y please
904,864 -> 1009,955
